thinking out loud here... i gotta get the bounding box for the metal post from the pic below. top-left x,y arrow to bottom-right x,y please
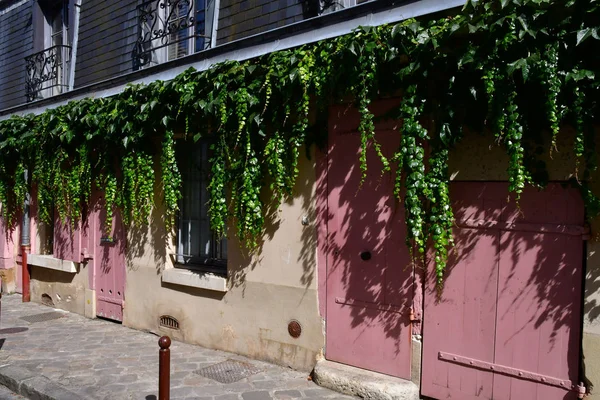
158,336 -> 171,400
21,169 -> 31,303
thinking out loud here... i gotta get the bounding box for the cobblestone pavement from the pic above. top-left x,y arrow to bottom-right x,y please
0,384 -> 23,399
0,295 -> 355,400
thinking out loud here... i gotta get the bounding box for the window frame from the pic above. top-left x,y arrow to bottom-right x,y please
175,139 -> 227,274
320,0 -> 357,14
133,0 -> 215,71
27,0 -> 71,101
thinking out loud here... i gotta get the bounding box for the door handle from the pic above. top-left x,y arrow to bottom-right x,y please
360,251 -> 372,261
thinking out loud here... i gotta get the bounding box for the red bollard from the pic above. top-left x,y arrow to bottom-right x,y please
158,336 -> 171,400
22,246 -> 30,303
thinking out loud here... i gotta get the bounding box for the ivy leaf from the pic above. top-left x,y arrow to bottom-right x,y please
468,23 -> 481,33
348,42 -> 357,55
458,49 -> 475,67
162,116 -> 169,127
408,21 -> 420,34
521,63 -> 530,81
577,28 -> 592,45
507,58 -> 529,81
246,65 -> 257,74
123,136 -> 129,148
416,31 -> 430,45
566,69 -> 595,82
517,16 -> 535,38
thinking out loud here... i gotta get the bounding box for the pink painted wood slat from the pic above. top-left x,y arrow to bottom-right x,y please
53,214 -> 84,263
422,225 -> 498,399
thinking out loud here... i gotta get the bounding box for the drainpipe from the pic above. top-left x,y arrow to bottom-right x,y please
21,169 -> 31,303
67,0 -> 82,90
209,0 -> 220,49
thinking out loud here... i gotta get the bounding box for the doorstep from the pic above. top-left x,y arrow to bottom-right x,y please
313,359 -> 420,400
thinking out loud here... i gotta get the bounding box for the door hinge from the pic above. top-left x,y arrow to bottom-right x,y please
439,351 -> 584,394
576,382 -> 587,399
409,307 -> 421,323
81,248 -> 93,260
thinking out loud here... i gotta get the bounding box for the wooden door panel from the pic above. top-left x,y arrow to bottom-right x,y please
325,118 -> 413,379
90,191 -> 126,322
493,230 -> 582,400
421,225 -> 498,400
422,183 -> 584,400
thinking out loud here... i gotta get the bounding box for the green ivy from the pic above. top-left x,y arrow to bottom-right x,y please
0,0 -> 599,284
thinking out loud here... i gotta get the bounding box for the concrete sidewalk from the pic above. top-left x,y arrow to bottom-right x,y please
0,294 -> 354,400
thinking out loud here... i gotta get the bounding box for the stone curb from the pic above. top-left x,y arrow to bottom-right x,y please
0,364 -> 84,400
312,360 -> 420,400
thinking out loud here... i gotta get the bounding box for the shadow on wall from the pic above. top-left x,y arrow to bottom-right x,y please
121,147 -> 317,294
325,101 -> 586,393
126,170 -> 168,275
31,265 -> 77,284
427,182 -> 586,398
323,101 -> 413,358
582,229 -> 600,392
228,148 -> 317,296
584,241 -> 600,327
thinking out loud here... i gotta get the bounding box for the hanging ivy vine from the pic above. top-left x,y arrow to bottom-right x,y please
0,0 -> 599,284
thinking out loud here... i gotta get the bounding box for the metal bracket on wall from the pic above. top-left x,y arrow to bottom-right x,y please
409,307 -> 421,323
438,352 -> 587,396
81,248 -> 93,260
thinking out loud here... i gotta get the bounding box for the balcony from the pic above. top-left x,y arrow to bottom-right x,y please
132,0 -> 213,71
25,45 -> 72,103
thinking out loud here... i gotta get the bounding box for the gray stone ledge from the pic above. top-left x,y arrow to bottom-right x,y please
312,360 -> 420,400
162,267 -> 228,292
27,254 -> 77,273
0,364 -> 84,400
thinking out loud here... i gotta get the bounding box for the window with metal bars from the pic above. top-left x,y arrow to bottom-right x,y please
132,0 -> 213,71
319,0 -> 356,14
176,140 -> 227,272
26,0 -> 71,101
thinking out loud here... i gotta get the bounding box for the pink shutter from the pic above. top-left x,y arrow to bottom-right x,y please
53,213 -> 84,263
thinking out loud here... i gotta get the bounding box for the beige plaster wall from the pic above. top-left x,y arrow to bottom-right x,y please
123,148 -> 323,371
584,333 -> 600,399
30,262 -> 90,315
448,128 -> 579,182
29,213 -> 90,314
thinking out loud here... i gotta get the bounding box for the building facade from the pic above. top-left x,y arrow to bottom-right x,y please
0,0 -> 599,399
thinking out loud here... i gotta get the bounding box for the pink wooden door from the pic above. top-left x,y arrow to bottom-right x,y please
90,191 -> 126,322
325,105 -> 413,379
422,182 -> 584,400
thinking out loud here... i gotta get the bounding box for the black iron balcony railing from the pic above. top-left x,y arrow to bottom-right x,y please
25,45 -> 72,103
132,0 -> 211,70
